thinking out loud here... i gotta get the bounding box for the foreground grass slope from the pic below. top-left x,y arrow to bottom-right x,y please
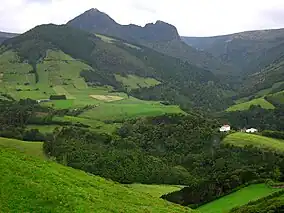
0,147 -> 191,213
197,184 -> 281,213
223,133 -> 284,153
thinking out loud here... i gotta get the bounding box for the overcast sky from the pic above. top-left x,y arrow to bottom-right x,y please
1,0 -> 284,36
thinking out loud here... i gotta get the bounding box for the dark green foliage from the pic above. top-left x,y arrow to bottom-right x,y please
22,129 -> 45,141
262,130 -> 284,140
219,105 -> 284,131
50,95 -> 67,100
43,113 -> 284,207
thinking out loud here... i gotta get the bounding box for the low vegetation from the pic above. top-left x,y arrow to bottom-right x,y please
126,184 -> 184,198
227,98 -> 275,112
223,132 -> 284,153
0,137 -> 44,159
197,183 -> 281,213
114,74 -> 160,90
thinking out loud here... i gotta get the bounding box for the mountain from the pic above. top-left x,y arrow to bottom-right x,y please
0,24 -> 233,111
182,28 -> 284,74
67,8 -> 235,75
183,29 -> 284,100
0,31 -> 18,44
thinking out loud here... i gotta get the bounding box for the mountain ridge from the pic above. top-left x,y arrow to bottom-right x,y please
67,8 -> 236,75
0,31 -> 18,44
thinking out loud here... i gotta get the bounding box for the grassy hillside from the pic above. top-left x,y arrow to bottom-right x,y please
0,137 -> 44,158
226,98 -> 275,112
197,184 -> 281,213
230,191 -> 284,213
126,184 -> 184,198
0,24 -> 232,111
223,133 -> 284,153
0,145 -> 191,213
266,90 -> 284,106
114,74 -> 160,90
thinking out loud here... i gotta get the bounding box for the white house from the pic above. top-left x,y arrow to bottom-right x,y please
246,128 -> 258,133
219,125 -> 231,132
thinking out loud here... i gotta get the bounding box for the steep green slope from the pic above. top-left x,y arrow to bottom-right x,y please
0,146 -> 191,213
0,24 -> 232,111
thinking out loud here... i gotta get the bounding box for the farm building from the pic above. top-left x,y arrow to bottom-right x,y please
246,128 -> 258,133
220,125 -> 231,132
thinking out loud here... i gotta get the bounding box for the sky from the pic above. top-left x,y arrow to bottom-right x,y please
1,0 -> 284,36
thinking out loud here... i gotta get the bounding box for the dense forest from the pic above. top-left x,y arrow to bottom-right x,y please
42,113 -> 284,207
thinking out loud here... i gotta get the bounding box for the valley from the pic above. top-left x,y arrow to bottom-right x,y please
0,6 -> 284,213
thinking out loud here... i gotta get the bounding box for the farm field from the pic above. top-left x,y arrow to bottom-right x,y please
52,116 -> 120,134
227,97 -> 275,112
0,49 -> 184,123
27,125 -> 60,134
79,97 -> 184,121
126,184 -> 184,198
115,74 -> 161,90
223,132 -> 284,153
0,137 -> 44,159
197,184 -> 281,213
0,146 -> 190,213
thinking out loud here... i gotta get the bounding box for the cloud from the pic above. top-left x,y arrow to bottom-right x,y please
1,0 -> 284,36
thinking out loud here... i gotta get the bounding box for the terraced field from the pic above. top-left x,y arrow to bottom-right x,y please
223,132 -> 284,153
197,184 -> 281,213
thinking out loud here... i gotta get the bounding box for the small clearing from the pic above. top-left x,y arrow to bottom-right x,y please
89,95 -> 124,102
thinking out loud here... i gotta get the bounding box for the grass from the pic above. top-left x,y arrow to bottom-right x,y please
197,183 -> 281,213
96,34 -> 117,43
227,98 -> 275,112
115,74 -> 161,90
79,97 -> 184,121
0,49 -> 184,124
223,132 -> 284,153
27,125 -> 60,134
0,137 -> 44,159
256,81 -> 284,97
267,90 -> 284,105
52,116 -> 120,134
126,184 -> 184,198
0,146 -> 191,213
